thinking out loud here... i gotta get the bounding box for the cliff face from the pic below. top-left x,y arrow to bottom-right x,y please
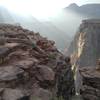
68,19 -> 100,68
68,19 -> 100,94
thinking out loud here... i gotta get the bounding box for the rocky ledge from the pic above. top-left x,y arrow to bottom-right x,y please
80,67 -> 100,100
0,24 -> 63,100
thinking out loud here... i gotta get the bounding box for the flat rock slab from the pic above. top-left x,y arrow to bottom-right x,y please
14,59 -> 36,69
0,66 -> 24,82
4,43 -> 20,49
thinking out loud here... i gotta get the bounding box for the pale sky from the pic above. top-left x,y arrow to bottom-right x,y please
1,0 -> 100,8
0,0 -> 100,18
76,0 -> 100,5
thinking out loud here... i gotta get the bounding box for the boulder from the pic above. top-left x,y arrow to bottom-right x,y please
36,65 -> 55,81
2,88 -> 27,100
14,59 -> 35,70
30,88 -> 52,100
0,66 -> 24,82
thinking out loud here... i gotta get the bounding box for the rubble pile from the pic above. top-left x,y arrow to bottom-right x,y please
80,67 -> 100,100
0,24 -> 62,100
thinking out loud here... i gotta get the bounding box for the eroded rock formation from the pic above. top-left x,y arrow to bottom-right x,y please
0,24 -> 63,100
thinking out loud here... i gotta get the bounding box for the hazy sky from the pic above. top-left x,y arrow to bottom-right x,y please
75,0 -> 100,6
0,0 -> 100,19
1,0 -> 100,8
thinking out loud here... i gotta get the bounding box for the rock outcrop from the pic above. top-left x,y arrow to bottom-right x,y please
0,24 -> 63,100
80,67 -> 100,100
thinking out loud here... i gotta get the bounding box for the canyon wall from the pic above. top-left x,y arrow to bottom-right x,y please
68,19 -> 100,94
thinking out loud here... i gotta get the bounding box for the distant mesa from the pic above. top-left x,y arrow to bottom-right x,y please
67,3 -> 79,9
68,3 -> 79,8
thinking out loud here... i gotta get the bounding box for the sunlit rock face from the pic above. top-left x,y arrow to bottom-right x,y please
68,19 -> 100,68
68,19 -> 100,93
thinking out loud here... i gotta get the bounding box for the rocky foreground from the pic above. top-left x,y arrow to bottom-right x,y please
80,67 -> 100,100
0,24 -> 63,100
